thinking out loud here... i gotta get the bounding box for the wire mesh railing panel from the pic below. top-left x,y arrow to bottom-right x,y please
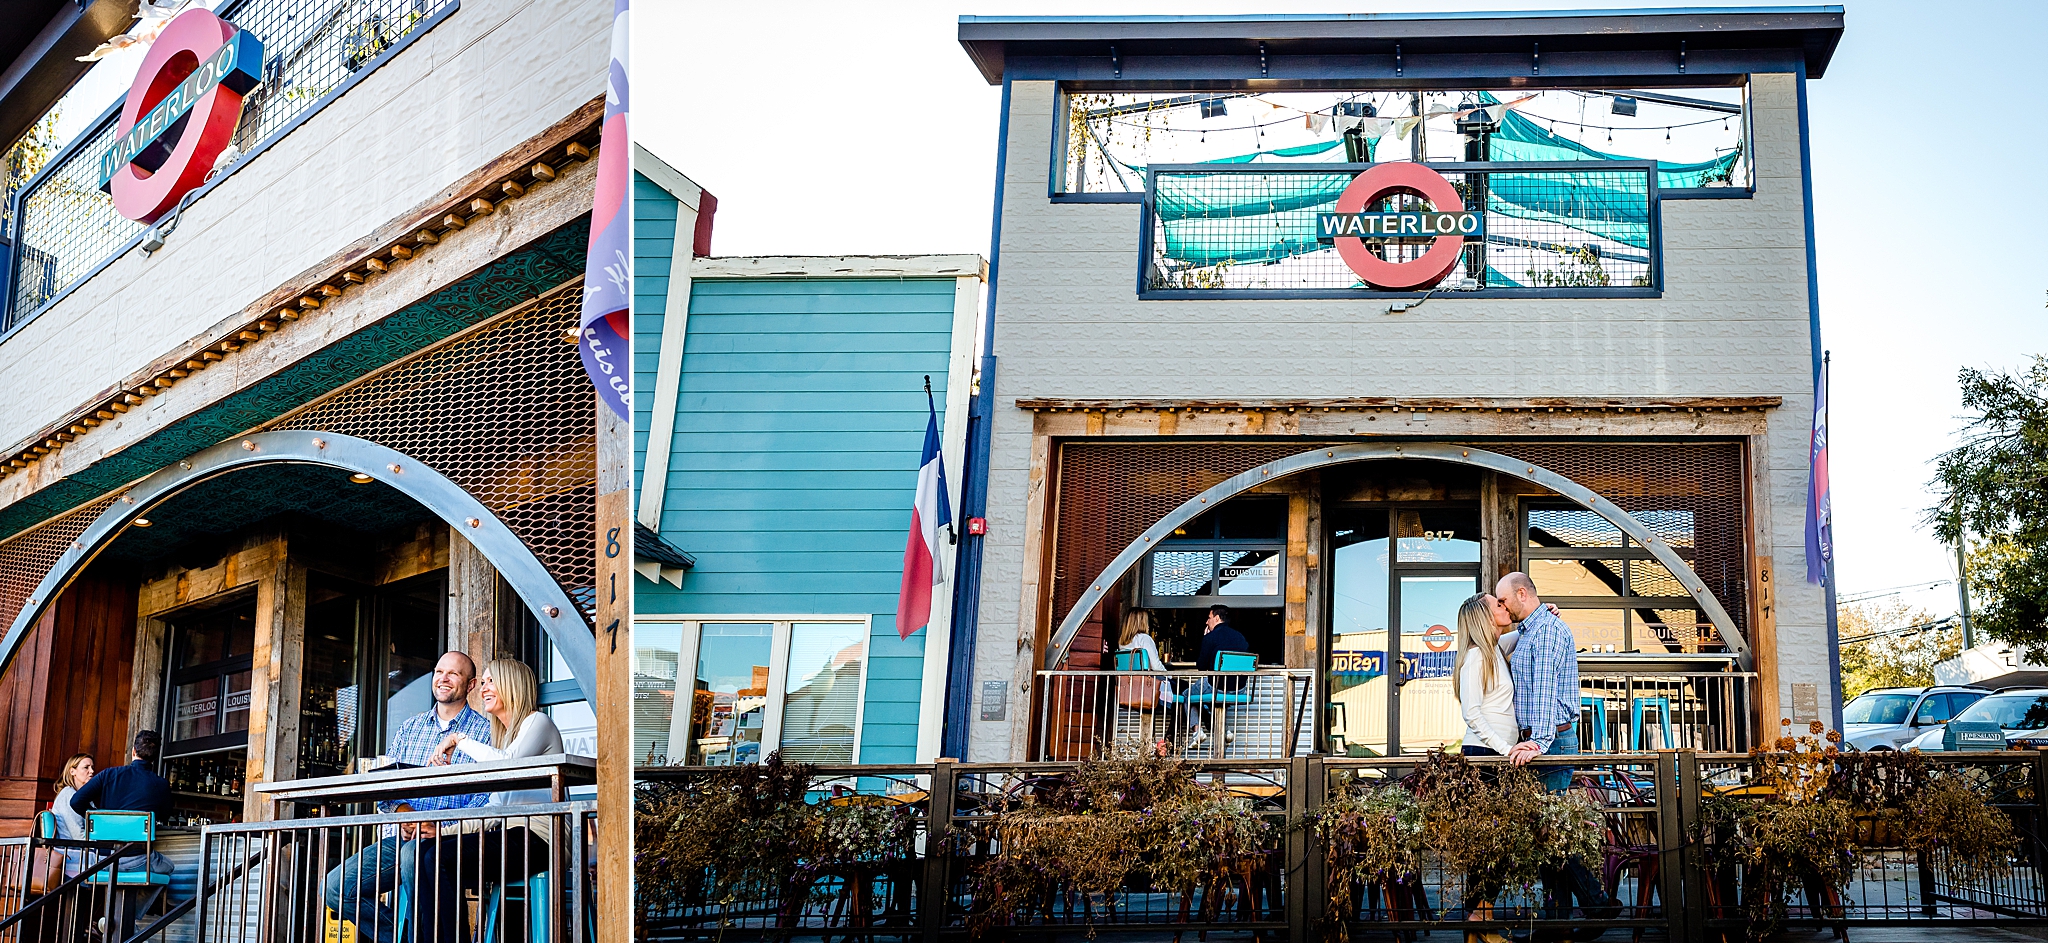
1146,163 -> 1656,294
268,281 -> 597,618
6,0 -> 454,328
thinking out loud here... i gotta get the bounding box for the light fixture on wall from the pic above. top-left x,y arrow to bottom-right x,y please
348,473 -> 374,484
132,518 -> 152,528
1610,96 -> 1637,116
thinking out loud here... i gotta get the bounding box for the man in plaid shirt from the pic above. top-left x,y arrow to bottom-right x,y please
324,651 -> 493,943
1498,571 -> 1622,938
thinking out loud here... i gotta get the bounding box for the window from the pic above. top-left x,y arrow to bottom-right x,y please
1059,85 -> 1751,195
1914,695 -> 1954,726
1522,503 -> 1716,655
632,617 -> 871,767
164,599 -> 257,757
1140,498 -> 1286,608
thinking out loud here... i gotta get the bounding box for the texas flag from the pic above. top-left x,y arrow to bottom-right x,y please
1805,353 -> 1833,584
579,0 -> 630,419
896,385 -> 953,639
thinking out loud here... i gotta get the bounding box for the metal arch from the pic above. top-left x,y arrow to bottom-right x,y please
0,431 -> 597,703
1046,442 -> 1751,671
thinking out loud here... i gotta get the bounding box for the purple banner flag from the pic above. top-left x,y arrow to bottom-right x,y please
1805,354 -> 1833,584
580,0 -> 630,418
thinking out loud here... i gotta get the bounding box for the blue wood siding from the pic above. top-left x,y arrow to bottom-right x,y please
632,173 -> 679,496
638,275 -> 957,764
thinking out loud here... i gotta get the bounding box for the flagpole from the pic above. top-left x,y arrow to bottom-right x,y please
1821,349 -> 1843,732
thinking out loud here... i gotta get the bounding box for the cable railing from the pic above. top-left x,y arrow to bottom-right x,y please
3,0 -> 456,332
1034,668 -> 1316,761
1143,160 -> 1659,295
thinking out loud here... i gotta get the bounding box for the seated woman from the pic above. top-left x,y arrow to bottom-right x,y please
431,658 -> 563,893
49,753 -> 92,877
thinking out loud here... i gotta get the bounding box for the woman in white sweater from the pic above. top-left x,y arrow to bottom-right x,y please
431,658 -> 562,888
1453,593 -> 1521,758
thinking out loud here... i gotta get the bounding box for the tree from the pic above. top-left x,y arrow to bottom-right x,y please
1928,353 -> 2048,660
1836,600 -> 1958,700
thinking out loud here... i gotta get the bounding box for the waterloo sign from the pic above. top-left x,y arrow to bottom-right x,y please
97,9 -> 263,224
1316,162 -> 1481,291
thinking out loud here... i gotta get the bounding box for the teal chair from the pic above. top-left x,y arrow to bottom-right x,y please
1631,696 -> 1675,750
85,811 -> 169,940
1580,696 -> 1611,750
1113,649 -> 1154,671
1180,651 -> 1257,758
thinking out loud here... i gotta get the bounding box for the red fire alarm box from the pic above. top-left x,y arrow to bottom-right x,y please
966,517 -> 988,535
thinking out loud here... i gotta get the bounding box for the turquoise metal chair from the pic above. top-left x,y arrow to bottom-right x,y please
1113,649 -> 1154,671
483,872 -> 552,943
83,812 -> 167,887
1178,651 -> 1257,707
1580,696 -> 1610,750
1631,696 -> 1674,750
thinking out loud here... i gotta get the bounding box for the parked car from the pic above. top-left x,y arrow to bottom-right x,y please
1906,689 -> 2048,751
1841,685 -> 1988,751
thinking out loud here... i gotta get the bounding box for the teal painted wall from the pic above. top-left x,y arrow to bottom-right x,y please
633,263 -> 958,764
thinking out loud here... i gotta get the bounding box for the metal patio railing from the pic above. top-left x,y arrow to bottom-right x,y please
1142,160 -> 1659,295
3,0 -> 456,331
636,751 -> 2048,941
1034,668 -> 1316,761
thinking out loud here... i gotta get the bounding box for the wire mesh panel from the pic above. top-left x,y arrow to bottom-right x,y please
1146,162 -> 1656,294
6,0 -> 455,327
269,281 -> 596,618
0,496 -> 116,634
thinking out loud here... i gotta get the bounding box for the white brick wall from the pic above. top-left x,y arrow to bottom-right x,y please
967,73 -> 1829,760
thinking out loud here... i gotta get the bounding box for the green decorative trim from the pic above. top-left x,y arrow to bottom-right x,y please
0,217 -> 590,542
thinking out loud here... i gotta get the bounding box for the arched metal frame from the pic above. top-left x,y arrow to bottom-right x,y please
0,431 -> 598,702
1047,442 -> 1752,671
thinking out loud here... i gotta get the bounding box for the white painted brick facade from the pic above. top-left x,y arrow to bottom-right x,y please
967,74 -> 1829,760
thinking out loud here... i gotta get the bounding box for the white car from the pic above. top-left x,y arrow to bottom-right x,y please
1842,686 -> 1988,751
1906,689 -> 2048,751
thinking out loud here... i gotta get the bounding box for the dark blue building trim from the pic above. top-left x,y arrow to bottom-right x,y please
942,78 -> 1012,761
1001,50 -> 1808,86
1794,61 -> 1842,733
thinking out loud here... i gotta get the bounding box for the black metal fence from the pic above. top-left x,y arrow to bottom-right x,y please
1143,161 -> 1658,296
3,0 -> 455,330
636,751 -> 2048,941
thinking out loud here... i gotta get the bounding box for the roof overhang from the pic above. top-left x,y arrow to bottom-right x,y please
958,6 -> 1844,86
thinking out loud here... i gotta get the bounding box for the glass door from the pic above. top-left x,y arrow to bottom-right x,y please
1327,506 -> 1482,755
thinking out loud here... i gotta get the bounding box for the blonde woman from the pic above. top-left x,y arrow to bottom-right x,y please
1116,609 -> 1165,672
431,658 -> 564,802
430,658 -> 561,892
1453,594 -> 1520,758
50,753 -> 93,841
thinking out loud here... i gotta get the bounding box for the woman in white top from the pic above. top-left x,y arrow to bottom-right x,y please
1453,594 -> 1520,758
50,753 -> 92,877
431,658 -> 561,887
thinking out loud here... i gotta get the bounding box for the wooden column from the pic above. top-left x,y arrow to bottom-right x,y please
245,539 -> 306,822
127,614 -> 169,754
448,529 -> 502,670
595,401 -> 632,943
1285,473 -> 1320,669
1746,434 -> 1780,731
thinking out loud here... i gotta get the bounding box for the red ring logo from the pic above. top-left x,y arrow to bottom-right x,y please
1330,163 -> 1467,291
1423,623 -> 1455,652
103,9 -> 262,223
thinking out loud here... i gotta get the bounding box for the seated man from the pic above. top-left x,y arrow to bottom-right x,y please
323,652 -> 493,943
69,730 -> 175,878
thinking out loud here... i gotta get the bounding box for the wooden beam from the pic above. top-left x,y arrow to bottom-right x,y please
245,539 -> 304,822
1015,395 -> 1784,412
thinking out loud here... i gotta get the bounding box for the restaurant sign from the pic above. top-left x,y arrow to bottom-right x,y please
98,8 -> 264,223
1317,162 -> 1476,292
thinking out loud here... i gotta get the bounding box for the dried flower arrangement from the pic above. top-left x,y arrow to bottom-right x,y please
634,753 -> 919,930
1315,752 -> 1604,942
965,744 -> 1279,937
1700,720 -> 2019,941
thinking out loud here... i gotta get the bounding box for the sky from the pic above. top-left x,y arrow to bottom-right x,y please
640,0 -> 2048,621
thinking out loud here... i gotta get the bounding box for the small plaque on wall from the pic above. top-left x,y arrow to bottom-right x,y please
1792,683 -> 1820,724
980,680 -> 1008,721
